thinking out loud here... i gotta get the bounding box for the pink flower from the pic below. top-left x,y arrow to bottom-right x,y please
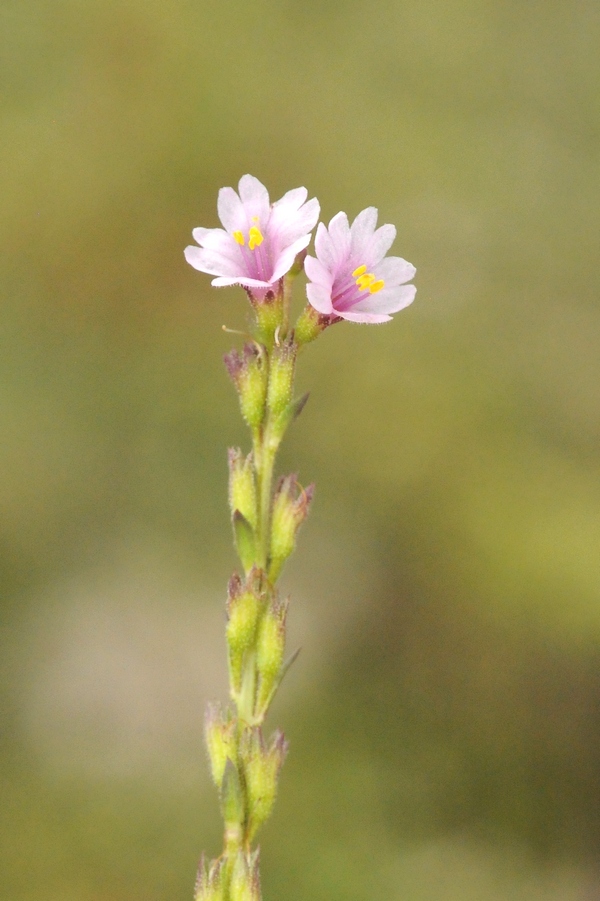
304,208 -> 416,323
184,175 -> 320,297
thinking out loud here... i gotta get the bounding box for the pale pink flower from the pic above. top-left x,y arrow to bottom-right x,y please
184,175 -> 320,297
305,208 -> 416,323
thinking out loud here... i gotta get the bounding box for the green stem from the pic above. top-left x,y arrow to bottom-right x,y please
252,352 -> 281,571
281,275 -> 293,340
256,432 -> 276,569
221,339 -> 292,896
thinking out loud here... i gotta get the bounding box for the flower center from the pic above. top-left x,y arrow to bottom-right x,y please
352,264 -> 384,294
233,220 -> 265,251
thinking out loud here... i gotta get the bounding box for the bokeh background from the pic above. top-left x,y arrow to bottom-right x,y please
2,1 -> 600,899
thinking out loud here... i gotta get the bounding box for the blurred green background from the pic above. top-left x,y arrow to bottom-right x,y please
2,1 -> 600,899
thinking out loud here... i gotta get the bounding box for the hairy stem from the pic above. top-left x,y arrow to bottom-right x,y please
252,354 -> 280,571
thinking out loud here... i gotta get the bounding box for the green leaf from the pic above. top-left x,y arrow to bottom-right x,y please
271,392 -> 309,440
233,509 -> 256,573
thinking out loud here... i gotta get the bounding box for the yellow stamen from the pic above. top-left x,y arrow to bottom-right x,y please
356,273 -> 376,291
233,230 -> 245,246
369,279 -> 385,294
248,225 -> 264,250
352,264 -> 367,278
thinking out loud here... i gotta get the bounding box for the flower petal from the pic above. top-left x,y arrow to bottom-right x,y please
272,186 -> 308,213
192,227 -> 239,259
270,233 -> 312,282
367,223 -> 396,265
217,186 -> 246,233
184,245 -> 243,278
192,227 -> 210,244
350,207 -> 378,255
328,211 -> 351,261
351,284 -> 416,315
337,309 -> 392,323
304,254 -> 334,289
270,195 -> 320,248
237,174 -> 270,222
315,220 -> 341,271
306,281 -> 334,314
212,275 -> 272,288
375,256 -> 416,286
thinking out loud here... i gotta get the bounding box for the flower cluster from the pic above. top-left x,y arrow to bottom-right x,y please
185,174 -> 416,326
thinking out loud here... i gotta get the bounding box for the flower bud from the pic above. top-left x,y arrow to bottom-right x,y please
255,598 -> 287,715
220,758 -> 245,838
229,851 -> 261,901
269,475 -> 314,581
266,339 -> 297,420
195,856 -> 225,901
204,702 -> 237,788
241,728 -> 288,842
226,573 -> 263,694
294,303 -> 335,345
228,448 -> 257,530
224,344 -> 267,431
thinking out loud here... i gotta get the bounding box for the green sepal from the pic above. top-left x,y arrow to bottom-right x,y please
253,291 -> 284,348
294,303 -> 330,345
233,510 -> 257,574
